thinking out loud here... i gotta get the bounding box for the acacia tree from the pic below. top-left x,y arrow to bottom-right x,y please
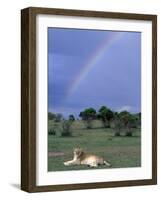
61,120 -> 73,136
55,113 -> 63,122
135,112 -> 141,128
79,108 -> 96,129
119,111 -> 136,136
69,114 -> 75,121
48,112 -> 56,120
98,106 -> 114,128
111,112 -> 122,136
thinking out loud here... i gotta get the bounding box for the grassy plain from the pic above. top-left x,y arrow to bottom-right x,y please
48,120 -> 141,171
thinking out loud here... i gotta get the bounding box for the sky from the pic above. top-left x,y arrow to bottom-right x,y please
48,28 -> 141,118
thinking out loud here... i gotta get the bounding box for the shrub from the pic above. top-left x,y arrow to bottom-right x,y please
79,108 -> 96,129
125,131 -> 133,137
98,106 -> 114,128
118,111 -> 137,137
48,112 -> 56,120
61,120 -> 72,136
69,114 -> 75,121
48,128 -> 56,135
55,113 -> 63,122
114,132 -> 121,137
111,113 -> 122,136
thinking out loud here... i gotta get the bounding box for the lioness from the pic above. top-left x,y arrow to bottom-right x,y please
64,148 -> 111,167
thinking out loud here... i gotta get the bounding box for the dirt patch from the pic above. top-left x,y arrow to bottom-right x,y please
48,152 -> 65,157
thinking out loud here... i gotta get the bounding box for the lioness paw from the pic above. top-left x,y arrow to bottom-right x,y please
64,161 -> 69,166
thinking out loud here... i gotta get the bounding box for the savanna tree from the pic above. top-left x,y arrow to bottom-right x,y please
135,112 -> 141,128
55,113 -> 63,122
119,111 -> 137,136
98,106 -> 114,128
69,114 -> 75,122
61,120 -> 73,136
79,108 -> 96,129
111,112 -> 122,136
48,112 -> 56,120
48,129 -> 56,135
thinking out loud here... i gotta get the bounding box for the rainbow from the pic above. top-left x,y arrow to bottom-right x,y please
66,31 -> 124,100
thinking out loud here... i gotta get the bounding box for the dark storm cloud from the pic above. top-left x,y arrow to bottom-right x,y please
48,28 -> 141,118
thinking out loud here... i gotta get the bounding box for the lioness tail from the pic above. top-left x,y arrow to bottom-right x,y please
104,160 -> 111,167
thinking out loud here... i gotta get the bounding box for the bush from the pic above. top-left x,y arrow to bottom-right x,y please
69,114 -> 75,121
55,113 -> 63,122
114,132 -> 121,137
79,108 -> 96,129
61,130 -> 72,136
48,112 -> 56,120
48,129 -> 56,135
111,114 -> 122,137
84,119 -> 93,129
61,120 -> 72,137
98,106 -> 114,128
125,131 -> 132,137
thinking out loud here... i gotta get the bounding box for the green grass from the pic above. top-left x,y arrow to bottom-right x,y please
48,120 -> 141,171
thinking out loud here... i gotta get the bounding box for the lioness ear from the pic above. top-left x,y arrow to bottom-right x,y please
78,149 -> 83,156
79,148 -> 83,153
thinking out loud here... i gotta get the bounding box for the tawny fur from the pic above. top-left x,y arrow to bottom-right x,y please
64,148 -> 111,167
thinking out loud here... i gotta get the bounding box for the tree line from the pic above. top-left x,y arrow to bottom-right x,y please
48,106 -> 141,137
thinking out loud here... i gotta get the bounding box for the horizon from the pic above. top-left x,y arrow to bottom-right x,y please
48,107 -> 141,120
48,28 -> 141,118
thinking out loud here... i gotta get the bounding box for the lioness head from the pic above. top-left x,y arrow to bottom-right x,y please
73,148 -> 83,159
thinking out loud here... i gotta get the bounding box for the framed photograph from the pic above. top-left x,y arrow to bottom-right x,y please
21,7 -> 157,192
